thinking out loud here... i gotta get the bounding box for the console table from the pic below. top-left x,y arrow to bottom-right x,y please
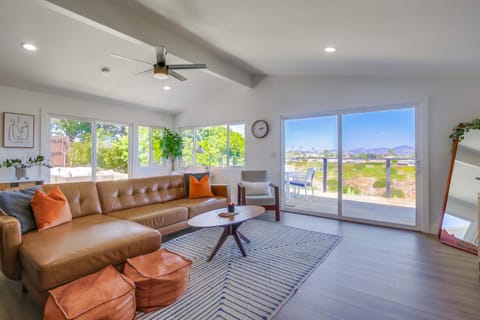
0,180 -> 43,191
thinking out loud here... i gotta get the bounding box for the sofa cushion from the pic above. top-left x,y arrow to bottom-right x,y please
19,214 -> 161,290
183,172 -> 209,197
244,195 -> 276,206
242,181 -> 271,196
31,186 -> 72,231
97,176 -> 185,214
42,182 -> 102,218
107,203 -> 188,230
168,197 -> 227,219
188,175 -> 214,199
0,186 -> 40,233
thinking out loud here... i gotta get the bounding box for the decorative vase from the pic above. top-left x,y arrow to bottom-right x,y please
15,167 -> 29,180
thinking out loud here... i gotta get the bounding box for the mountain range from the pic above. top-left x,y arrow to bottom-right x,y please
348,145 -> 414,156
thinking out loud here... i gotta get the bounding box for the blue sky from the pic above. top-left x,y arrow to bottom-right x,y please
285,108 -> 415,152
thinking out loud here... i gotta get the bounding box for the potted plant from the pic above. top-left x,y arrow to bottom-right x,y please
159,128 -> 184,172
1,155 -> 51,180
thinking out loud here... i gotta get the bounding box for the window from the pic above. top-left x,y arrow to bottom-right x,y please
138,126 -> 163,167
180,123 -> 245,168
49,115 -> 129,183
96,122 -> 129,181
50,117 -> 93,183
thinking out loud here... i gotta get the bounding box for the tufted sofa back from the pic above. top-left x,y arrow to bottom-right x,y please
96,176 -> 185,214
42,182 -> 102,218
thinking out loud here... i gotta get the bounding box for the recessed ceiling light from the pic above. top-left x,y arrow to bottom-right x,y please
324,47 -> 336,53
101,67 -> 111,75
21,42 -> 37,52
163,86 -> 171,91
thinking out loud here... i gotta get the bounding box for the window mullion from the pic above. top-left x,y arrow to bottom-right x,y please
226,125 -> 231,167
92,120 -> 97,181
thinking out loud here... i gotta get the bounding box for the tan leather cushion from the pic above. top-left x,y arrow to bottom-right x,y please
168,197 -> 227,219
107,203 -> 188,230
0,214 -> 22,280
123,248 -> 191,312
20,214 -> 160,290
97,176 -> 185,214
42,182 -> 102,218
44,265 -> 136,320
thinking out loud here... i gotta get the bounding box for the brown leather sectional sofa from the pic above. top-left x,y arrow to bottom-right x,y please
0,175 -> 230,305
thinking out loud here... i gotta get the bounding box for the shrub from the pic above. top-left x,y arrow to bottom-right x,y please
373,178 -> 386,188
343,185 -> 360,194
383,188 -> 405,198
327,179 -> 338,192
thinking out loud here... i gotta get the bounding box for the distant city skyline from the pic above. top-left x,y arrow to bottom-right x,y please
285,108 -> 415,152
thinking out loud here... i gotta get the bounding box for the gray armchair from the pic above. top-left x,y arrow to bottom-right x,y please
237,170 -> 280,221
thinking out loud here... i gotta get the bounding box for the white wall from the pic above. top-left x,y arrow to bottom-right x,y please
0,85 -> 174,181
175,76 -> 480,233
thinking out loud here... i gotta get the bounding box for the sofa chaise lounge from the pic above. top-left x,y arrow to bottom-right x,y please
0,175 -> 230,305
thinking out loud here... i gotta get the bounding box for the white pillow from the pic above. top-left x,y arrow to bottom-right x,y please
242,181 -> 271,196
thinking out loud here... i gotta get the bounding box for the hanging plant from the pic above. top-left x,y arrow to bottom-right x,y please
449,118 -> 480,143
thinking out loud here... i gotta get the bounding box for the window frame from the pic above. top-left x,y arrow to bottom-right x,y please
137,125 -> 165,168
48,113 -> 132,181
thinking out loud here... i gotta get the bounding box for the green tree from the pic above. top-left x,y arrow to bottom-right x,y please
96,126 -> 129,173
196,126 -> 227,167
229,130 -> 245,166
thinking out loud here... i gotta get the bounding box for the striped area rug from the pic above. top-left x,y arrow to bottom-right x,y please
137,219 -> 341,320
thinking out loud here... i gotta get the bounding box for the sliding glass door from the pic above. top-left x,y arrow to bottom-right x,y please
282,105 -> 419,229
341,108 -> 416,226
283,115 -> 338,216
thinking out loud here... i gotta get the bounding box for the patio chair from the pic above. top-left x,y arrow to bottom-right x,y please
237,170 -> 280,221
290,167 -> 316,199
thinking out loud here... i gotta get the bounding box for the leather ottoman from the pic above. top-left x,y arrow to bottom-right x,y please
124,248 -> 192,312
44,265 -> 136,320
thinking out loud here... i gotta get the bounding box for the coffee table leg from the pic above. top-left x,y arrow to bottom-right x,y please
237,231 -> 250,243
232,224 -> 246,257
208,227 -> 229,262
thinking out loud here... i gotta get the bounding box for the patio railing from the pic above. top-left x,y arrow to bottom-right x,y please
290,157 -> 415,199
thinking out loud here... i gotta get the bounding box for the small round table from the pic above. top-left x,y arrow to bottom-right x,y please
187,205 -> 265,261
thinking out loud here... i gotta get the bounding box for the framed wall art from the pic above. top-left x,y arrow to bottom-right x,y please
3,112 -> 35,148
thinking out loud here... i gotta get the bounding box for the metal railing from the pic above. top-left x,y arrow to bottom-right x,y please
289,157 -> 415,198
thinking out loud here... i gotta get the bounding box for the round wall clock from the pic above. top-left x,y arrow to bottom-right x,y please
251,120 -> 269,138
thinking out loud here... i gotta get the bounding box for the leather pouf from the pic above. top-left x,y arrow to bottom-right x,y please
124,248 -> 192,312
44,265 -> 136,320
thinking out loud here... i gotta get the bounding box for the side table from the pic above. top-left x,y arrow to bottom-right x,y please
0,180 -> 43,191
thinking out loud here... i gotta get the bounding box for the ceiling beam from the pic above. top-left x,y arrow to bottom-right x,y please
39,0 -> 254,87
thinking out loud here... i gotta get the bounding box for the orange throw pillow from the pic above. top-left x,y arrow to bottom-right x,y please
31,186 -> 72,231
188,175 -> 214,199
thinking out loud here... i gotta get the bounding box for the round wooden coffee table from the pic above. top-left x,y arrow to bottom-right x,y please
188,205 -> 265,261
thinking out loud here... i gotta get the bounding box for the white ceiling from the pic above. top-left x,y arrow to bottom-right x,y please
139,0 -> 480,77
0,0 -> 233,113
1,0 -> 480,113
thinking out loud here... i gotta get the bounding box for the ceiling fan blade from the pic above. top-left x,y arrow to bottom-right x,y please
169,70 -> 188,81
167,64 -> 207,70
134,68 -> 153,76
110,53 -> 152,66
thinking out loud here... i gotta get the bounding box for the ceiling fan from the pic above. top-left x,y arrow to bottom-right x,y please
110,47 -> 207,81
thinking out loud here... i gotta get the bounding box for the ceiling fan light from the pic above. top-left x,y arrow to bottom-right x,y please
153,68 -> 169,80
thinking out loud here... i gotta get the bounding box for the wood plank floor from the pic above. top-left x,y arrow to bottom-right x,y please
1,212 -> 479,320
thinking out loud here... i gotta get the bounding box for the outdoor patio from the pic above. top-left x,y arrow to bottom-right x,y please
283,191 -> 416,226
